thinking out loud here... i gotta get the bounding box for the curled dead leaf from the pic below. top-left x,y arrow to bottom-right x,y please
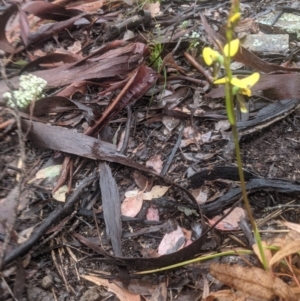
210,263 -> 296,301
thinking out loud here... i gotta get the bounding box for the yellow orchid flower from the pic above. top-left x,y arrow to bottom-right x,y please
202,47 -> 220,66
202,39 -> 240,67
223,39 -> 240,57
231,73 -> 260,96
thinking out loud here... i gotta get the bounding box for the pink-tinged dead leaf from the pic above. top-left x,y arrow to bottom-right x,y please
146,155 -> 163,174
282,221 -> 300,233
184,239 -> 193,247
158,225 -> 185,255
144,1 -> 161,18
269,239 -> 300,269
146,206 -> 160,221
208,207 -> 246,231
143,185 -> 170,200
210,263 -> 297,301
192,188 -> 208,205
121,191 -> 144,217
81,275 -> 141,301
133,170 -> 153,192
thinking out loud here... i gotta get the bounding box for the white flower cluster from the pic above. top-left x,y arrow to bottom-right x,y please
184,31 -> 200,48
184,31 -> 200,39
3,74 -> 47,109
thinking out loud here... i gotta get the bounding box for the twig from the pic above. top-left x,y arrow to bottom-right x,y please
160,124 -> 184,176
0,60 -> 26,270
120,105 -> 133,154
2,174 -> 97,268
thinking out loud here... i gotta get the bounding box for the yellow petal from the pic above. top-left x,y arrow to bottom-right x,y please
241,88 -> 252,97
214,77 -> 228,85
223,39 -> 240,57
229,12 -> 241,24
237,93 -> 248,113
231,72 -> 260,89
203,47 -> 220,66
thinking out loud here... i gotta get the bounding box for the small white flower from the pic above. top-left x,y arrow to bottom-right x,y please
3,74 -> 47,108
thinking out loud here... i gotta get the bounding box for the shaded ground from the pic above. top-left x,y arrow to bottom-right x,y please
1,0 -> 300,300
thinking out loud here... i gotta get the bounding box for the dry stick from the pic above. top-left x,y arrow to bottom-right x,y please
3,174 -> 97,268
84,69 -> 138,136
0,60 -> 26,270
120,105 -> 133,154
183,52 -> 214,84
160,124 -> 184,176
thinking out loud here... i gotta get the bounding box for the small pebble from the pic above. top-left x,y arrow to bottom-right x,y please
79,287 -> 101,301
41,275 -> 53,289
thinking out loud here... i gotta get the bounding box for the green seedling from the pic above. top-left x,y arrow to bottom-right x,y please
180,20 -> 189,29
148,42 -> 163,72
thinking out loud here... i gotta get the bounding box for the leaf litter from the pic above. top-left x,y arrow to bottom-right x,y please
2,0 -> 300,300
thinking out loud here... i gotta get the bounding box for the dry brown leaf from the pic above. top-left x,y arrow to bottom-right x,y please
143,185 -> 170,200
269,239 -> 300,269
132,170 -> 153,192
210,263 -> 297,301
81,275 -> 140,301
282,221 -> 300,233
205,289 -> 265,301
252,241 -> 272,266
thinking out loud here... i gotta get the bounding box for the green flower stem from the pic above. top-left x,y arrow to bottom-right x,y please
223,2 -> 268,270
136,249 -> 253,275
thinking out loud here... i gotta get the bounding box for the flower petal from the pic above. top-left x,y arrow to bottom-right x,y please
231,72 -> 260,89
203,47 -> 220,66
223,39 -> 240,57
214,77 -> 228,85
229,12 -> 241,24
241,88 -> 252,97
